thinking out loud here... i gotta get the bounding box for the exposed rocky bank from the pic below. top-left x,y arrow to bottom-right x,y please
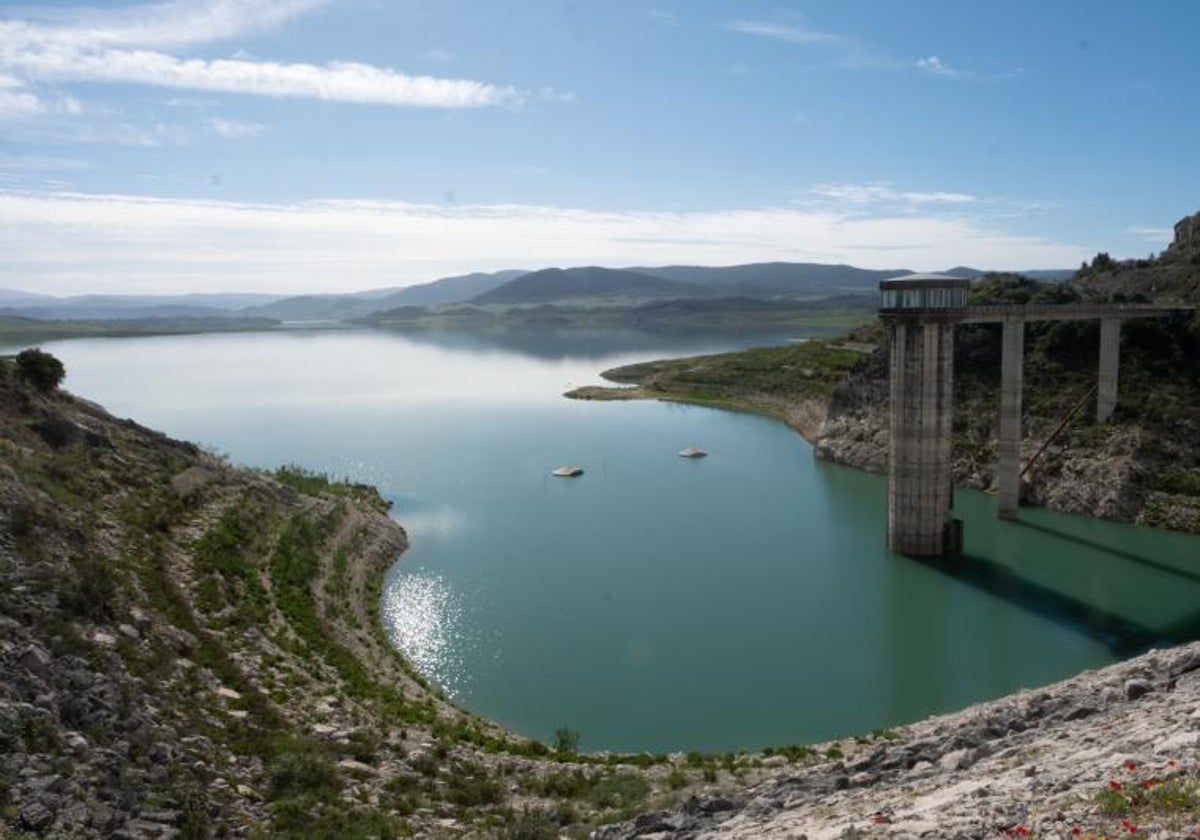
598,642 -> 1200,838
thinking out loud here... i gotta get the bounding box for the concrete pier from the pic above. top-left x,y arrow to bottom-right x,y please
887,318 -> 960,555
1097,318 -> 1120,422
997,318 -> 1025,520
880,274 -> 970,556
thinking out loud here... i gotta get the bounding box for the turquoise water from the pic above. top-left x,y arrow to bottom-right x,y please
25,327 -> 1200,753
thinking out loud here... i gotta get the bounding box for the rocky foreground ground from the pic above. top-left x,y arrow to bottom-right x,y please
599,642 -> 1200,838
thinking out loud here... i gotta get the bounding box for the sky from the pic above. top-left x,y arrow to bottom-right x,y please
1,0 -> 1198,296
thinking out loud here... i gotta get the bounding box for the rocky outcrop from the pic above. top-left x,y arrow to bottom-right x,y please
598,642 -> 1200,838
812,344 -> 890,473
1171,212 -> 1200,254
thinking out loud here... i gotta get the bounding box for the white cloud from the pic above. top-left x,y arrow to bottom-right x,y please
424,49 -> 454,63
8,0 -> 329,50
0,189 -> 1089,296
0,87 -> 43,117
209,116 -> 267,137
727,20 -> 843,45
0,73 -> 43,116
648,10 -> 678,26
915,55 -> 959,78
3,45 -> 524,109
810,182 -> 976,206
0,1 -> 527,110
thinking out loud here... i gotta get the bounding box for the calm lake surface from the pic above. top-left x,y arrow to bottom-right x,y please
24,327 -> 1200,753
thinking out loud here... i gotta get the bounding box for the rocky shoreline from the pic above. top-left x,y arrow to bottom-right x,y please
598,641 -> 1200,838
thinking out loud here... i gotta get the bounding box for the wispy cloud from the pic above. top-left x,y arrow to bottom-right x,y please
810,182 -> 977,206
0,0 -> 528,109
648,10 -> 678,26
727,20 -> 843,46
726,16 -> 1010,82
209,116 -> 266,137
8,0 -> 329,50
3,45 -> 524,109
914,55 -> 959,78
0,153 -> 90,171
424,49 -> 455,63
0,189 -> 1089,295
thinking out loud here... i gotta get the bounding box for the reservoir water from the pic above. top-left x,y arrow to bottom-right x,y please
23,327 -> 1200,753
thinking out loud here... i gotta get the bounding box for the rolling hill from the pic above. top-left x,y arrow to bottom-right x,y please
470,266 -> 707,304
628,262 -> 911,297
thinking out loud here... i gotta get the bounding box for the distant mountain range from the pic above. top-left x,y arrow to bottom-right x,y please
0,291 -> 282,320
0,262 -> 1078,323
471,266 -> 705,304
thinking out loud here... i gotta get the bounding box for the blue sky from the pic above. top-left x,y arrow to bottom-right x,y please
1,0 -> 1197,295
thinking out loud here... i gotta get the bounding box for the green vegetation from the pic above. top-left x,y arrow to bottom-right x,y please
567,336 -> 864,435
553,727 -> 581,754
0,314 -> 280,344
359,298 -> 874,332
13,348 -> 65,392
273,464 -> 393,513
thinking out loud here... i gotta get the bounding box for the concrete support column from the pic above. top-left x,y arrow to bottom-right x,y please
887,318 -> 957,555
997,318 -> 1024,520
1097,317 -> 1121,423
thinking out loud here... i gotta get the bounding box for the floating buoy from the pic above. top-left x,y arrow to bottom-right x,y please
678,447 -> 708,458
552,465 -> 584,477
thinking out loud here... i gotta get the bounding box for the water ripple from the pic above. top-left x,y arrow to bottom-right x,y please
381,572 -> 470,697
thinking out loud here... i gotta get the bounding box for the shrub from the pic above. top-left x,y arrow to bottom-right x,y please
14,348 -> 65,393
503,809 -> 560,839
552,727 -> 580,753
268,748 -> 341,800
587,772 -> 649,809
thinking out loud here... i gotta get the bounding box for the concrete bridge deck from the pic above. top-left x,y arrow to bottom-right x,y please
961,303 -> 1187,323
880,302 -> 1188,324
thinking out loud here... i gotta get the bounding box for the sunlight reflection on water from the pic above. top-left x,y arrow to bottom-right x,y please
381,572 -> 470,696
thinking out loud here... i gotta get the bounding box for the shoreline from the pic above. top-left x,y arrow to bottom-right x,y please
565,383 -> 829,444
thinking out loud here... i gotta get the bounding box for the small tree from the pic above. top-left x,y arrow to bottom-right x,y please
552,727 -> 580,754
14,348 -> 65,393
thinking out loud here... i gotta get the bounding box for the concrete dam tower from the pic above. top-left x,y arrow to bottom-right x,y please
879,274 -> 969,556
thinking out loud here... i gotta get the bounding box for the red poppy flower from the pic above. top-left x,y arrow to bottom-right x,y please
1110,780 -> 1123,791
1124,760 -> 1138,772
